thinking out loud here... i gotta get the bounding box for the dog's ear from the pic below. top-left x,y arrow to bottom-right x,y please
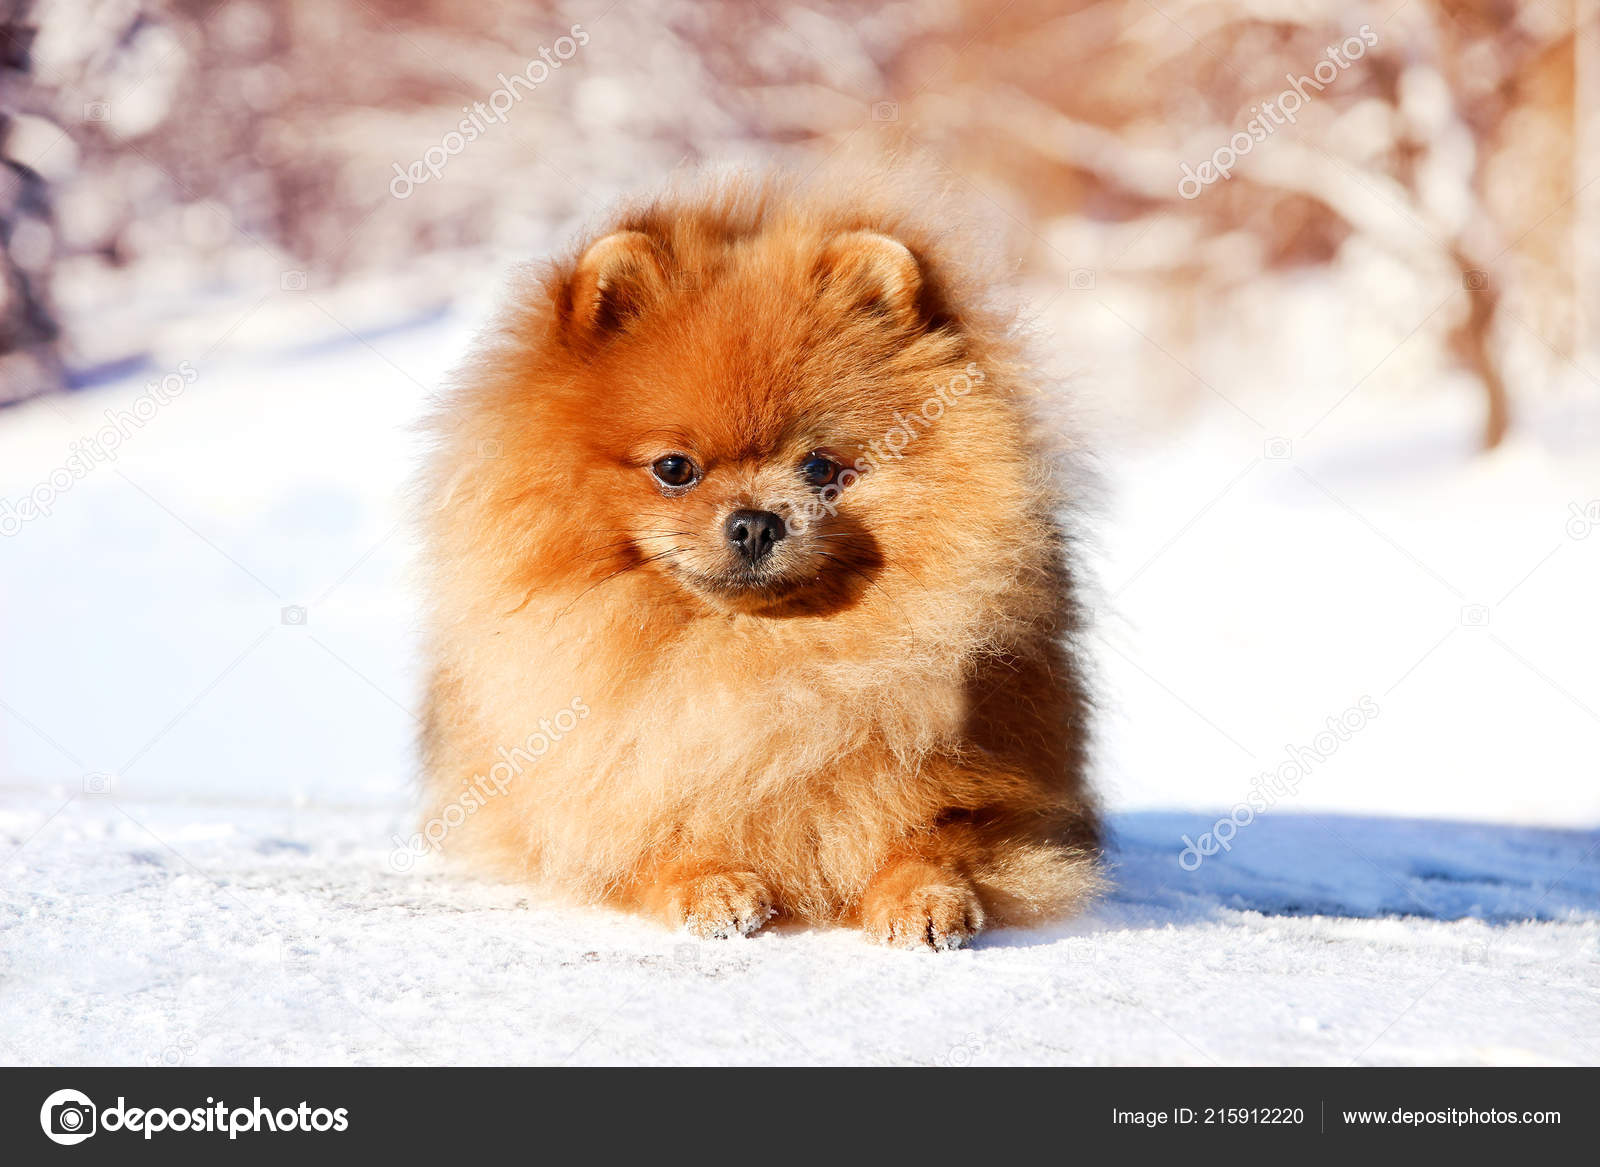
566,231 -> 668,337
816,231 -> 923,327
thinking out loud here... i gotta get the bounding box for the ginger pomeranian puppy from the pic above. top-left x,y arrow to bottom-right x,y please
418,169 -> 1101,949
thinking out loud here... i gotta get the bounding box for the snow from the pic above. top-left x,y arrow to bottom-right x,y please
2,293 -> 1597,1066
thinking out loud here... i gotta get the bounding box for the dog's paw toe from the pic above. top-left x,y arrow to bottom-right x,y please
675,872 -> 775,939
864,882 -> 984,952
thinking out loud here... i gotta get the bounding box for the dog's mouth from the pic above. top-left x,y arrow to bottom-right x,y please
632,511 -> 884,617
672,559 -> 808,603
661,539 -> 885,619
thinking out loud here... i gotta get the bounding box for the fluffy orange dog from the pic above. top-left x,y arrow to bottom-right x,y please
419,170 -> 1101,949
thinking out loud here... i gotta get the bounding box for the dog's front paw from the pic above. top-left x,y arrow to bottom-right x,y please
667,871 -> 776,939
860,864 -> 985,951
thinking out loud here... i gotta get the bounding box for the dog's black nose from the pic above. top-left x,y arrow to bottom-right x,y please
725,509 -> 786,564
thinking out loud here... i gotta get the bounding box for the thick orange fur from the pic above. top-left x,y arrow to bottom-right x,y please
417,167 -> 1102,949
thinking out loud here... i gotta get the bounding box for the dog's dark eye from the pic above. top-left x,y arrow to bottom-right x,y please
650,454 -> 699,490
800,454 -> 838,487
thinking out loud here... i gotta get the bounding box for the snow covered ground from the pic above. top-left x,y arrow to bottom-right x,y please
1,292 -> 1597,1065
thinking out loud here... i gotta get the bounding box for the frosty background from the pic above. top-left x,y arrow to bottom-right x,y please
1,0 -> 1597,1064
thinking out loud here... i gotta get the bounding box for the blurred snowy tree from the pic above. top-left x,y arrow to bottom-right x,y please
0,0 -> 61,403
0,0 -> 1591,447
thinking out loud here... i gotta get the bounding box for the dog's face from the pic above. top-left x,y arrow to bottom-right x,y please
464,218 -> 1020,623
521,225 -> 995,617
620,430 -> 868,611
